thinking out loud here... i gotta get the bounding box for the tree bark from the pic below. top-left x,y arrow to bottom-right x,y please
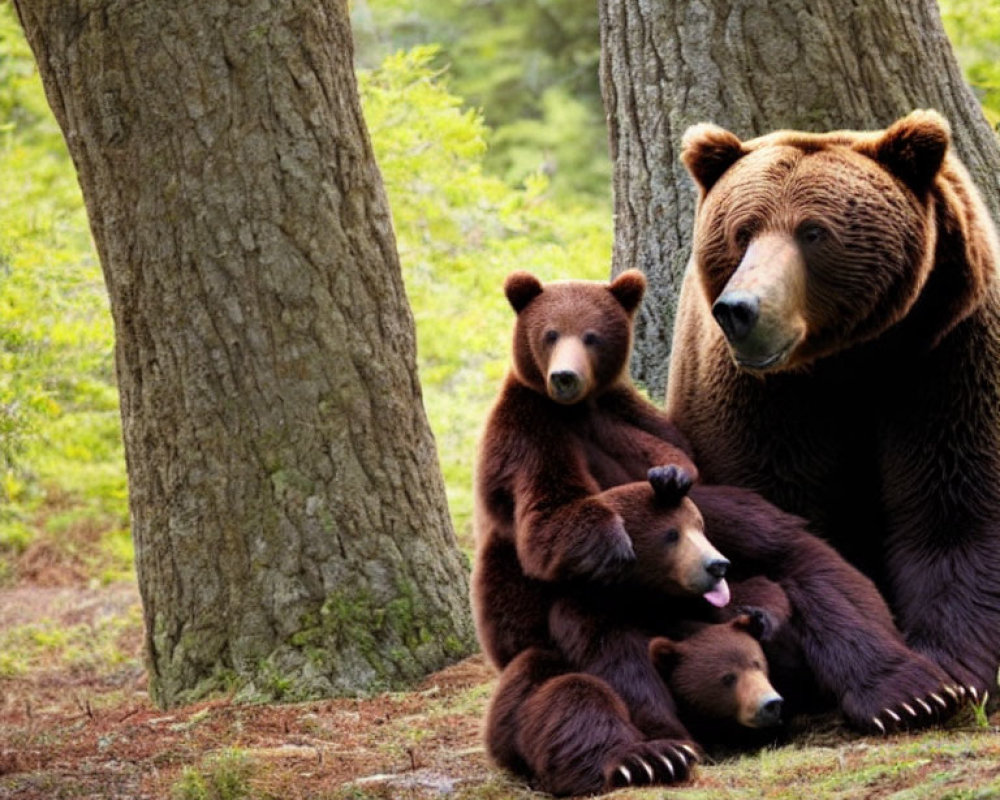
599,0 -> 1000,397
13,0 -> 475,707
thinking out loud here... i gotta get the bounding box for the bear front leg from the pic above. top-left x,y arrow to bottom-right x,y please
514,488 -> 636,583
886,531 -> 1000,706
693,485 -> 964,732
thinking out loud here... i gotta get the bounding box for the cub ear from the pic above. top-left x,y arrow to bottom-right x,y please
649,636 -> 683,677
681,123 -> 746,194
863,109 -> 950,194
648,464 -> 694,506
608,270 -> 646,315
504,271 -> 544,313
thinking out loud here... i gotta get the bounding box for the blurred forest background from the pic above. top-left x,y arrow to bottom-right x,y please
0,0 -> 998,602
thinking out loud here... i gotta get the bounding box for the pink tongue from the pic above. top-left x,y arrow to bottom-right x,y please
703,578 -> 731,608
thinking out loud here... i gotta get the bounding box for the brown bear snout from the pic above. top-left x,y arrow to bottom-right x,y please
546,337 -> 593,404
712,290 -> 759,343
714,232 -> 808,371
753,693 -> 784,728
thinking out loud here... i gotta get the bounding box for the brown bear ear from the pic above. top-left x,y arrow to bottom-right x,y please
504,271 -> 544,313
608,269 -> 646,314
649,636 -> 683,676
681,123 -> 746,194
647,464 -> 694,506
863,109 -> 950,194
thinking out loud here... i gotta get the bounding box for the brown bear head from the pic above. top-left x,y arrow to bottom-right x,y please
650,615 -> 784,729
681,109 -> 982,372
603,465 -> 731,606
504,270 -> 646,404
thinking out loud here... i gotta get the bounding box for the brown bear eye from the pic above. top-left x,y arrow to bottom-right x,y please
799,223 -> 828,246
582,331 -> 601,347
543,329 -> 559,345
662,528 -> 680,545
721,673 -> 737,688
734,224 -> 756,249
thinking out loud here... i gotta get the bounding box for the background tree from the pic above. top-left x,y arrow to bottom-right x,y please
598,0 -> 1000,396
11,0 -> 475,706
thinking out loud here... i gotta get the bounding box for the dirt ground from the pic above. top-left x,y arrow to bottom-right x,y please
2,579 -> 999,800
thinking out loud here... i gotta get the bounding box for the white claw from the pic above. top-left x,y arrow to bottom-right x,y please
637,756 -> 654,782
916,697 -> 933,715
969,686 -> 980,704
901,702 -> 918,718
885,708 -> 901,723
616,765 -> 632,785
872,717 -> 886,735
930,692 -> 948,709
943,686 -> 959,702
657,754 -> 675,780
680,744 -> 700,762
670,745 -> 688,767
982,691 -> 990,708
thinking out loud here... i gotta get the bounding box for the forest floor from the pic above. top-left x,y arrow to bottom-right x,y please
2,566 -> 1000,800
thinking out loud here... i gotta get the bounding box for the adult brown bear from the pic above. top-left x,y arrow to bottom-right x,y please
668,109 -> 1000,702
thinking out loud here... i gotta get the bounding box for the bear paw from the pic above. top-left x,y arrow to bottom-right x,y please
604,739 -> 699,790
735,605 -> 781,642
841,655 -> 968,734
564,515 -> 636,583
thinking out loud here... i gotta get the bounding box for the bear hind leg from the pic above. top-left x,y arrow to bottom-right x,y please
509,664 -> 694,795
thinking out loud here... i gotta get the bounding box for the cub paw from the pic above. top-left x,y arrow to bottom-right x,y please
603,739 -> 699,789
566,515 -> 636,583
841,653 -> 968,734
734,605 -> 781,642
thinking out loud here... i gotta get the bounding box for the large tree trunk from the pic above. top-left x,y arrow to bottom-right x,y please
13,0 -> 475,707
599,0 -> 1000,397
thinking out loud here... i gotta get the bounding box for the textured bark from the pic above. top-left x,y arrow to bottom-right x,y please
599,0 -> 1000,397
13,0 -> 475,707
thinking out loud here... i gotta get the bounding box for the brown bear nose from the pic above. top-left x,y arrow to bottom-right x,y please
705,558 -> 730,579
755,695 -> 784,727
712,291 -> 760,343
548,370 -> 583,401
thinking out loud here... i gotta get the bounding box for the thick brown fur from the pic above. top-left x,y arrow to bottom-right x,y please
670,110 -> 1000,700
473,273 -> 704,794
476,270 -> 966,795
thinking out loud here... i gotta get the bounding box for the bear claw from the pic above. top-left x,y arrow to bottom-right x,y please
679,743 -> 700,762
636,756 -> 654,781
872,717 -> 886,735
915,697 -> 933,715
657,754 -> 675,779
930,692 -> 948,710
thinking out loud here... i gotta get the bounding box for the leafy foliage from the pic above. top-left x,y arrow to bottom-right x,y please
939,0 -> 1000,126
353,0 -> 609,202
359,46 -> 610,545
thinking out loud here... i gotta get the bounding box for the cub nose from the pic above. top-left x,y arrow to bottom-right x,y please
712,290 -> 760,343
705,558 -> 730,580
548,370 -> 583,401
755,694 -> 784,727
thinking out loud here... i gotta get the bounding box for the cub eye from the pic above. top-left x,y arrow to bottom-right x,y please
721,673 -> 737,688
582,331 -> 601,347
662,528 -> 680,545
799,223 -> 828,246
543,329 -> 559,345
